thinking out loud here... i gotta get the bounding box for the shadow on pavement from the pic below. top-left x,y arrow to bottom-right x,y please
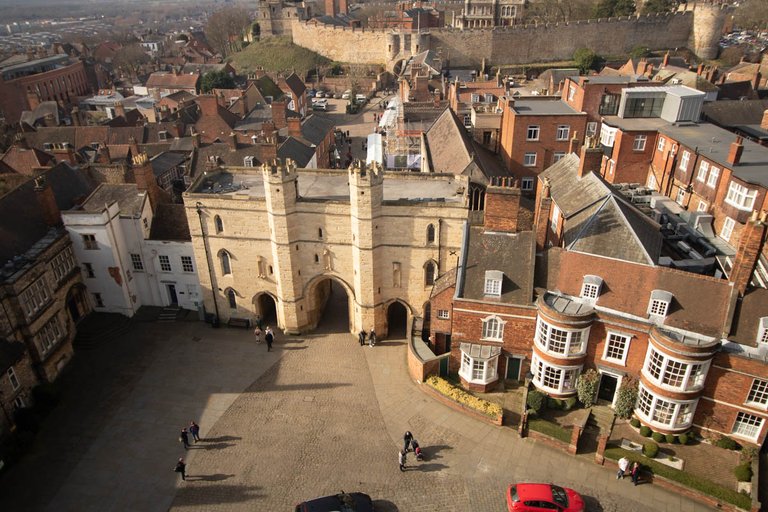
414,462 -> 448,472
372,499 -> 400,511
582,495 -> 604,511
423,444 -> 452,460
196,442 -> 236,450
201,435 -> 241,443
173,484 -> 264,505
186,473 -> 235,482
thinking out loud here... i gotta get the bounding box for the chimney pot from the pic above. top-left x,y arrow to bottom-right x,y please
728,136 -> 744,165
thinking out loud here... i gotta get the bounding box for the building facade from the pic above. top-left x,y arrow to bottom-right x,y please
453,0 -> 525,28
184,159 -> 469,335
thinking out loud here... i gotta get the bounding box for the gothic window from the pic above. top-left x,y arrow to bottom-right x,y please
214,215 -> 224,234
426,224 -> 435,244
220,251 -> 232,275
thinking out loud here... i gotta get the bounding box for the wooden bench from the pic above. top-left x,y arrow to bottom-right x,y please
227,317 -> 251,329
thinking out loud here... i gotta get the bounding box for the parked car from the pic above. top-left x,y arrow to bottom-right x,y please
506,483 -> 584,512
295,491 -> 373,512
315,91 -> 325,98
355,93 -> 366,104
308,89 -> 317,98
333,92 -> 342,99
342,89 -> 352,99
312,98 -> 328,111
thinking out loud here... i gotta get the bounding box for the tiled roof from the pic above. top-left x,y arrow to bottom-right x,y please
0,146 -> 55,175
702,99 -> 768,127
146,71 -> 200,89
80,183 -> 145,216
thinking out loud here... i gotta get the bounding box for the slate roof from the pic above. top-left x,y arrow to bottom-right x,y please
24,123 -> 186,152
278,137 -> 315,168
728,287 -> 768,347
150,152 -> 188,177
540,153 -> 662,265
300,114 -> 334,145
282,72 -> 307,97
19,101 -> 61,128
190,143 -> 266,178
461,226 -> 535,305
702,99 -> 768,127
0,339 -> 26,373
149,203 -> 191,241
0,162 -> 94,263
80,183 -> 145,216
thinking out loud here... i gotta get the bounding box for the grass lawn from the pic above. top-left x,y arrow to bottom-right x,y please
229,37 -> 330,77
528,417 -> 571,443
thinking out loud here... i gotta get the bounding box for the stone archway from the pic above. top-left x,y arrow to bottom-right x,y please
65,283 -> 90,324
385,299 -> 411,339
252,292 -> 278,328
305,274 -> 355,334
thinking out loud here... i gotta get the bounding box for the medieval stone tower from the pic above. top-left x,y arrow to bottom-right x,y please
689,1 -> 731,60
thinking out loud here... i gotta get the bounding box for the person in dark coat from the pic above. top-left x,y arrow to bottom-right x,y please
403,431 -> 413,452
358,329 -> 367,347
174,458 -> 186,481
368,329 -> 376,347
630,462 -> 641,486
180,428 -> 190,450
189,421 -> 201,442
265,327 -> 274,351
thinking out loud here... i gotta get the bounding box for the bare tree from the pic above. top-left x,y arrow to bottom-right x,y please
205,7 -> 253,58
733,0 -> 768,31
113,44 -> 151,80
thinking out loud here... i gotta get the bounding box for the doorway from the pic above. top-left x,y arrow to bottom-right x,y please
167,284 -> 178,306
386,301 -> 408,339
255,293 -> 278,327
312,279 -> 351,333
506,356 -> 522,381
597,373 -> 619,403
66,284 -> 89,324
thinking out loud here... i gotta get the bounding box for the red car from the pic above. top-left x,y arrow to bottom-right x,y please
506,483 -> 585,512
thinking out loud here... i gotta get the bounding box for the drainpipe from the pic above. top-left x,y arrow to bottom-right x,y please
196,202 -> 220,327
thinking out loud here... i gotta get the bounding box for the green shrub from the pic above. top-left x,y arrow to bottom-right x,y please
652,432 -> 665,443
614,376 -> 638,419
576,369 -> 599,408
639,425 -> 652,437
630,418 -> 641,428
740,446 -> 758,463
425,376 -> 503,418
678,433 -> 690,445
643,442 -> 659,458
666,434 -> 677,444
563,397 -> 578,410
604,448 -> 751,510
527,389 -> 546,414
547,397 -> 564,410
734,463 -> 753,482
714,436 -> 741,451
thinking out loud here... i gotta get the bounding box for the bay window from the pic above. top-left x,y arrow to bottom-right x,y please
535,317 -> 588,356
635,384 -> 697,430
459,343 -> 500,385
643,347 -> 709,392
531,354 -> 581,394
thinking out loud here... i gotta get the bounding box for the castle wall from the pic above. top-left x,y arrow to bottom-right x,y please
291,8 -> 720,68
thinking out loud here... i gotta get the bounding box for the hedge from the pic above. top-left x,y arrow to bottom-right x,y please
643,442 -> 658,458
652,432 -> 665,443
734,462 -> 752,482
425,376 -> 503,418
640,425 -> 652,437
605,447 -> 752,510
528,418 -> 571,443
527,389 -> 546,414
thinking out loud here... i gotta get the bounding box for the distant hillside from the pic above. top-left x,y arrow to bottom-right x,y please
230,37 -> 330,79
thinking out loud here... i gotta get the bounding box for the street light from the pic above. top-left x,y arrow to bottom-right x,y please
196,202 -> 220,327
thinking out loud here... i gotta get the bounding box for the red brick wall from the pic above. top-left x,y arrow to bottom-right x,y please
604,129 -> 655,184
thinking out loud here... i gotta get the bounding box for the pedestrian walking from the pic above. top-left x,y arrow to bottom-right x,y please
617,456 -> 630,479
253,326 -> 262,344
189,421 -> 200,442
630,462 -> 640,486
403,431 -> 413,452
368,328 -> 376,347
174,458 -> 186,481
179,428 -> 190,450
265,327 -> 274,352
358,329 -> 367,347
398,450 -> 406,471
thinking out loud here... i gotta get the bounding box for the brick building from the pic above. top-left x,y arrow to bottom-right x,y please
498,97 -> 586,188
429,150 -> 768,447
368,2 -> 444,30
453,0 -> 524,28
0,339 -> 36,439
0,55 -> 91,124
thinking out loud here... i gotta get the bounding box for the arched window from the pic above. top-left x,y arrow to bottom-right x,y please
227,289 -> 237,309
220,251 -> 232,275
482,316 -> 505,340
214,215 -> 224,234
426,224 -> 435,244
314,254 -> 319,263
318,227 -> 323,239
424,261 -> 436,286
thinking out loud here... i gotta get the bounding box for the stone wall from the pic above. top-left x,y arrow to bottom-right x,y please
291,6 -> 724,68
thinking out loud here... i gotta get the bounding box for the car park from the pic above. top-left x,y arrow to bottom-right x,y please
315,91 -> 325,98
342,89 -> 352,99
506,483 -> 584,512
311,98 -> 328,111
308,89 -> 317,98
295,491 -> 374,512
355,93 -> 366,104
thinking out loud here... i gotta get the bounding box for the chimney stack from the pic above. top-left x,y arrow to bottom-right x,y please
484,178 -> 523,233
729,210 -> 768,297
338,0 -> 348,15
95,142 -> 111,164
228,131 -> 238,151
662,52 -> 670,68
761,109 -> 768,130
754,71 -> 762,92
114,101 -> 126,119
271,98 -> 288,129
128,135 -> 140,159
34,175 -> 61,227
190,128 -> 201,148
287,116 -> 302,138
325,0 -> 337,17
534,177 -> 552,252
133,153 -> 167,212
568,131 -> 580,155
728,136 -> 744,165
578,145 -> 603,178
71,107 -> 81,127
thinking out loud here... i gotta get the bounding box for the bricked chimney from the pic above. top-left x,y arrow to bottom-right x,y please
52,144 -> 77,165
95,142 -> 111,163
34,175 -> 61,227
730,210 -> 768,297
662,52 -> 670,68
261,121 -> 276,139
325,0 -> 337,16
338,0 -> 348,15
534,178 -> 552,251
13,133 -> 29,150
287,116 -> 302,138
190,128 -> 201,148
133,152 -> 167,212
196,95 -> 220,117
762,110 -> 768,130
697,63 -> 704,76
271,98 -> 288,129
578,145 -> 603,178
728,136 -> 744,165
254,66 -> 266,80
114,101 -> 125,119
568,131 -> 580,155
257,139 -> 278,162
753,71 -> 762,92
26,90 -> 40,111
484,177 -> 522,233
129,135 -> 140,159
228,131 -> 238,151
71,107 -> 81,126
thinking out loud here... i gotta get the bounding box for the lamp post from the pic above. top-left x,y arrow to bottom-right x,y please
196,202 -> 220,327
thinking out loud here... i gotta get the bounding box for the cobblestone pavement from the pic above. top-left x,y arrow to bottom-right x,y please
0,299 -> 717,512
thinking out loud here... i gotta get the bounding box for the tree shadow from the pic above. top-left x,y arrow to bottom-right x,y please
186,473 -> 235,482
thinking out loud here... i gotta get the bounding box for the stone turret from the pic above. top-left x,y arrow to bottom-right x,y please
690,2 -> 731,60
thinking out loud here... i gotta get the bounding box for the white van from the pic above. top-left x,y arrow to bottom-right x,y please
355,94 -> 366,104
312,98 -> 328,111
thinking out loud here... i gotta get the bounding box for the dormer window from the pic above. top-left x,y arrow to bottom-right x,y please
581,275 -> 603,301
648,290 -> 673,320
470,93 -> 480,103
484,93 -> 493,103
158,130 -> 169,141
758,317 -> 768,345
484,270 -> 503,297
244,156 -> 255,167
90,142 -> 100,150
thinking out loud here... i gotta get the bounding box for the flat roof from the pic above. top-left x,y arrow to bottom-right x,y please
659,123 -> 768,187
602,116 -> 669,132
512,99 -> 581,116
191,169 -> 465,203
624,85 -> 704,98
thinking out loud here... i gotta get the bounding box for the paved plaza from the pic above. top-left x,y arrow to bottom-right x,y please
0,294 -> 719,512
